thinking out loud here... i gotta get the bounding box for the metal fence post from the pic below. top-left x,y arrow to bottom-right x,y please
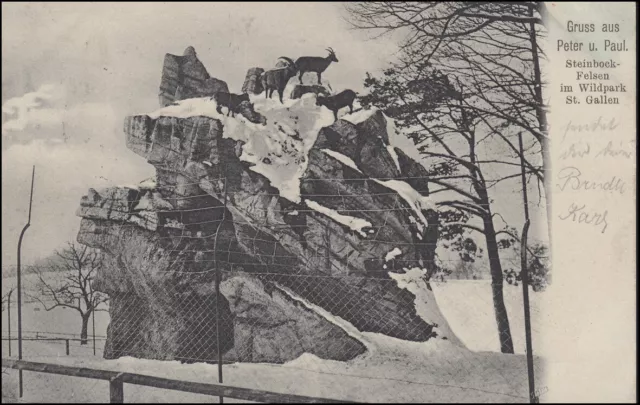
518,132 -> 538,403
109,373 -> 124,403
212,175 -> 228,404
92,310 -> 96,356
325,223 -> 331,276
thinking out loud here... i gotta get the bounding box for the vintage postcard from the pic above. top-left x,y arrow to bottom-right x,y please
1,2 -> 636,403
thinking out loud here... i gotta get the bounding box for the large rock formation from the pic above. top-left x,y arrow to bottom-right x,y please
159,46 -> 229,107
77,54 -> 457,365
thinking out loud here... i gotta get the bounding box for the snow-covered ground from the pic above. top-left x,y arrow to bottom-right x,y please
432,280 -> 547,356
2,275 -> 546,403
1,272 -> 110,375
2,337 -> 543,403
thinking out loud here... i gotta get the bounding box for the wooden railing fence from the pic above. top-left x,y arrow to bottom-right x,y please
2,358 -> 352,404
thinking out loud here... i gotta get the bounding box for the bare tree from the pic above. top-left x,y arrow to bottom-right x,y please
1,287 -> 15,312
345,1 -> 551,244
361,65 -> 545,353
28,242 -> 108,344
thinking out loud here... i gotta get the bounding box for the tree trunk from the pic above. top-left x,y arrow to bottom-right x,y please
528,4 -> 552,249
80,313 -> 90,345
483,212 -> 515,354
539,134 -> 552,247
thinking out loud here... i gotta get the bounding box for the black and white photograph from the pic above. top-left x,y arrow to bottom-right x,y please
1,2 -> 635,403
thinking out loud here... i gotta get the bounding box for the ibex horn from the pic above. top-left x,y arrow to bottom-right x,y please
277,56 -> 296,66
326,47 -> 335,54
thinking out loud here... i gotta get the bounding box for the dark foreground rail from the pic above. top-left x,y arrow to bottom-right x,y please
2,358 -> 353,403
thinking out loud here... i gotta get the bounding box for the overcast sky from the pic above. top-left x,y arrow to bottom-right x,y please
1,2 -> 547,269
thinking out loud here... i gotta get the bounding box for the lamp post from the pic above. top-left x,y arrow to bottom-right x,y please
7,289 -> 13,357
17,165 -> 35,398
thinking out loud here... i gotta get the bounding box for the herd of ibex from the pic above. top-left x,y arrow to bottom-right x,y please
213,48 -> 357,122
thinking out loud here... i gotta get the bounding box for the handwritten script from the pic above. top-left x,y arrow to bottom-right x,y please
555,115 -> 633,235
562,116 -> 619,143
559,139 -> 634,160
556,166 -> 626,195
557,202 -> 609,234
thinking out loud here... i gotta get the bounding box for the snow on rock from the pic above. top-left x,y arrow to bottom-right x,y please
132,190 -> 173,212
340,108 -> 402,173
385,113 -> 424,163
321,148 -> 362,173
277,278 -> 468,362
374,179 -> 436,226
408,215 -> 425,236
387,144 -> 401,172
132,192 -> 153,211
389,267 -> 463,347
147,95 -> 335,203
341,108 -> 376,125
385,247 -> 403,262
276,284 -> 372,351
138,177 -> 157,189
305,199 -> 372,237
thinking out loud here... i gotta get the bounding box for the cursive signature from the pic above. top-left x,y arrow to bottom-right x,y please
558,203 -> 609,234
556,166 -> 626,195
562,116 -> 619,143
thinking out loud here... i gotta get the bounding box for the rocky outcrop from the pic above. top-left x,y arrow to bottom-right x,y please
221,275 -> 366,362
77,53 -> 455,365
241,67 -> 264,95
237,101 -> 267,125
290,85 -> 331,99
159,46 -> 229,107
314,111 -> 400,179
395,148 -> 431,195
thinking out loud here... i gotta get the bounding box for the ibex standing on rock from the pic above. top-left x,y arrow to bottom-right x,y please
316,89 -> 357,121
294,48 -> 338,85
261,57 -> 298,103
212,91 -> 250,117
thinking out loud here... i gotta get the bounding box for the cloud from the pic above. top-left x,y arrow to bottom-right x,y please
2,84 -> 65,136
2,83 -> 121,148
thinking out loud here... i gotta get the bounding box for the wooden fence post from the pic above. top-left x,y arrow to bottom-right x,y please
110,373 -> 124,403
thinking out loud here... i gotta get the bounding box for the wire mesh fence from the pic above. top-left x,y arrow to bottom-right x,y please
2,171 -> 545,402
